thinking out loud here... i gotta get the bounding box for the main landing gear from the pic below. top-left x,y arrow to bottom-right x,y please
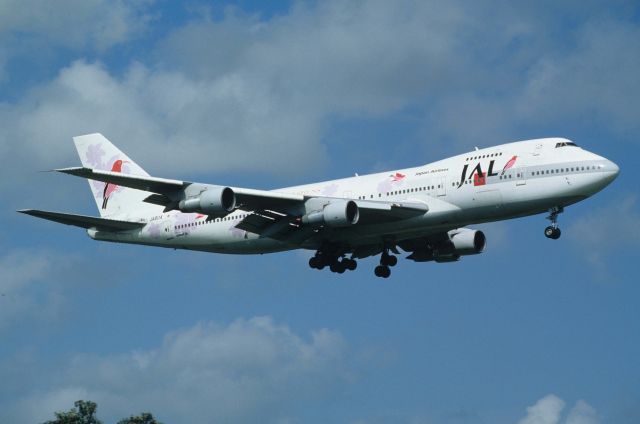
309,244 -> 399,278
309,251 -> 357,274
544,206 -> 563,240
374,249 -> 398,279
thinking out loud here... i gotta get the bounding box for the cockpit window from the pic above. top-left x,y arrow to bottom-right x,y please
555,141 -> 578,148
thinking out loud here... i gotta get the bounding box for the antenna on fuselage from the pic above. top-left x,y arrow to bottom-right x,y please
474,146 -> 479,151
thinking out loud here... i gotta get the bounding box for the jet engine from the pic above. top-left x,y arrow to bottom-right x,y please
404,228 -> 486,262
448,228 -> 486,255
178,187 -> 236,216
302,200 -> 360,227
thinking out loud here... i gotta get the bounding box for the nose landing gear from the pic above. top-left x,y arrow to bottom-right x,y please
544,206 -> 563,240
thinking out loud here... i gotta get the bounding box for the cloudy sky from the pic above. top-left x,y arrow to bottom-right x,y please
1,1 -> 639,423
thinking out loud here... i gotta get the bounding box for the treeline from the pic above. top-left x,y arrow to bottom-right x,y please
42,400 -> 162,424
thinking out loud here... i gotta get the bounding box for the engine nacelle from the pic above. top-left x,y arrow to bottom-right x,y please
448,228 -> 486,255
405,228 -> 486,262
302,200 -> 360,227
178,187 -> 236,216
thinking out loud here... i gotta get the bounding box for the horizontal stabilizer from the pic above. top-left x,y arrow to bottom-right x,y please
18,209 -> 145,231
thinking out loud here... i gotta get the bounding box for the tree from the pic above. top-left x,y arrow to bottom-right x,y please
116,412 -> 162,424
43,400 -> 162,424
43,400 -> 103,424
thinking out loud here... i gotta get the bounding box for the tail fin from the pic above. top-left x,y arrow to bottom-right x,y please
73,133 -> 164,218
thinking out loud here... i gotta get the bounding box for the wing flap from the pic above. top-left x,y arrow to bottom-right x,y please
18,209 -> 145,231
356,200 -> 428,224
235,211 -> 303,241
233,188 -> 304,211
235,213 -> 274,234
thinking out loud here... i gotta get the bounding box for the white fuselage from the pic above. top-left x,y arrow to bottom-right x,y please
88,138 -> 619,254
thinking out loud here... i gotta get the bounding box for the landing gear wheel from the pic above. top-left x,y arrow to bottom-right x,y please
343,258 -> 357,271
544,206 -> 564,240
374,265 -> 391,278
544,226 -> 561,239
330,261 -> 346,274
309,255 -> 327,269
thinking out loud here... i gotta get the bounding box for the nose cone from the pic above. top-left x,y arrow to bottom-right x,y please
599,159 -> 620,188
607,159 -> 620,177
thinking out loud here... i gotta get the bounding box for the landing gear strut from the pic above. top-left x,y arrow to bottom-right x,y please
544,206 -> 563,240
374,248 -> 397,278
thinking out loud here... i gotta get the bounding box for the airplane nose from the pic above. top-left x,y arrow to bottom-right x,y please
606,159 -> 620,178
598,159 -> 620,188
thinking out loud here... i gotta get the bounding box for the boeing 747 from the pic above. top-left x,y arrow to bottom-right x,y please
19,134 -> 619,278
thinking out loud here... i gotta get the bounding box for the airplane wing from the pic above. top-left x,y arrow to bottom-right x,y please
55,167 -> 431,231
55,167 -> 305,211
55,167 -> 186,194
18,209 -> 145,231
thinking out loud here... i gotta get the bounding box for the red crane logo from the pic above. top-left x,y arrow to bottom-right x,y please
390,172 -> 406,182
102,159 -> 128,209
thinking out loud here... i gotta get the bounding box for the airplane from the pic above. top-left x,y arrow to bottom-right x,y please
19,133 -> 619,278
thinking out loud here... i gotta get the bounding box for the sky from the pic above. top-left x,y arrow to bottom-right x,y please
1,1 -> 639,423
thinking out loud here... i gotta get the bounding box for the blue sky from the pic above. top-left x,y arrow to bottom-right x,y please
1,1 -> 639,423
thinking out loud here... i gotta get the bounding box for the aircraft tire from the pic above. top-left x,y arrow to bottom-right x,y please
544,226 -> 555,239
544,226 -> 561,239
330,261 -> 345,273
374,265 -> 390,278
344,258 -> 357,271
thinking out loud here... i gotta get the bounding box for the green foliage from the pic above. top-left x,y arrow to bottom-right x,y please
42,400 -> 162,424
116,412 -> 162,424
43,400 -> 103,424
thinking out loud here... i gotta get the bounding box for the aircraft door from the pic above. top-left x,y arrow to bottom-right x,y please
163,219 -> 174,240
437,177 -> 446,197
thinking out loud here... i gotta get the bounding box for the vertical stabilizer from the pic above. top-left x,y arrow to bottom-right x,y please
73,133 -> 164,218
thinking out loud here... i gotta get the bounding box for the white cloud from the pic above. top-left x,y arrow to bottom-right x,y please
0,249 -> 77,331
8,317 -> 348,423
0,59 -> 330,182
0,1 -> 471,188
0,0 -> 152,51
519,19 -> 640,137
2,0 -> 639,195
422,12 -> 640,152
566,400 -> 599,424
517,395 -> 600,424
518,394 -> 566,424
568,194 -> 640,272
